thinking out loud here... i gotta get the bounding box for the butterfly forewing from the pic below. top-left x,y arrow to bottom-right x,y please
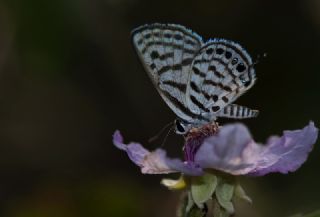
131,24 -> 204,122
186,39 -> 256,121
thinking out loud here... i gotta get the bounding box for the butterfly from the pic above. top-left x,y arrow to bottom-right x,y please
131,23 -> 259,134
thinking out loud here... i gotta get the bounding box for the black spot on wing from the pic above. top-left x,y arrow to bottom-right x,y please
145,33 -> 151,39
141,41 -> 197,55
212,95 -> 218,102
241,106 -> 246,117
245,107 -> 250,117
153,32 -> 160,37
162,80 -> 187,92
225,51 -> 232,59
150,51 -> 160,59
131,24 -> 202,47
222,96 -> 229,103
174,34 -> 183,40
206,48 -> 214,55
236,63 -> 246,72
150,63 -> 156,70
232,58 -> 238,65
208,65 -> 224,78
223,106 -> 228,114
181,58 -> 193,66
158,64 -> 183,75
236,105 -> 240,117
208,65 -> 216,71
158,65 -> 171,75
203,92 -> 211,101
203,80 -> 233,92
172,64 -> 183,70
190,95 -> 210,113
193,56 -> 236,79
137,38 -> 143,45
190,81 -> 201,93
212,106 -> 220,112
159,52 -> 174,60
161,90 -> 200,120
203,80 -> 218,87
202,93 -> 218,102
216,48 -> 224,55
214,41 -> 251,66
150,52 -> 174,61
164,33 -> 171,38
230,105 -> 234,116
186,39 -> 197,46
192,66 -> 206,77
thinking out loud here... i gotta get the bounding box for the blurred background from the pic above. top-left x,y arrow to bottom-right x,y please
0,0 -> 319,216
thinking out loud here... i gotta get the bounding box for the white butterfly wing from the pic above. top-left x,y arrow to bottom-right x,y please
132,24 -> 203,122
186,39 -> 257,120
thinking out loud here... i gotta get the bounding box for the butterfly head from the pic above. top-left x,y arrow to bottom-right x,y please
174,119 -> 193,135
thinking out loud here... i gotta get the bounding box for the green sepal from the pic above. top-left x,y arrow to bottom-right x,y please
177,191 -> 207,217
234,184 -> 252,204
177,192 -> 188,217
215,180 -> 235,214
191,173 -> 218,208
212,199 -> 232,217
186,205 -> 208,217
186,191 -> 195,213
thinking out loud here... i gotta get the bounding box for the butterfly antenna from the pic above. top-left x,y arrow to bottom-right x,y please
148,121 -> 174,143
253,52 -> 267,66
160,125 -> 174,147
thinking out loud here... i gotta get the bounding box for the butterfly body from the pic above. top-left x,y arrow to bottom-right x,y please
132,24 -> 258,134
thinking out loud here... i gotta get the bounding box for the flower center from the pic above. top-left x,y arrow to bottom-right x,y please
184,122 -> 219,162
184,138 -> 202,162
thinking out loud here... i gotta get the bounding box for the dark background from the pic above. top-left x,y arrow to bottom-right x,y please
0,0 -> 319,216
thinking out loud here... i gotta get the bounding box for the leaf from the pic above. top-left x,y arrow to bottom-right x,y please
215,180 -> 235,214
191,173 -> 218,207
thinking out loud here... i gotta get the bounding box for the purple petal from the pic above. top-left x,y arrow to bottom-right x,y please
195,124 -> 260,175
113,130 -> 149,166
112,131 -> 203,176
249,122 -> 318,176
194,122 -> 318,176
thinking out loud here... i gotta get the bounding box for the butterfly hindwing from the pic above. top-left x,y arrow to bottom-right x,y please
186,39 -> 257,120
131,24 -> 203,122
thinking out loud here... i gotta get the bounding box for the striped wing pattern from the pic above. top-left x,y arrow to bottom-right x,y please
217,104 -> 259,119
132,24 -> 258,126
186,39 -> 257,121
131,24 -> 203,122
